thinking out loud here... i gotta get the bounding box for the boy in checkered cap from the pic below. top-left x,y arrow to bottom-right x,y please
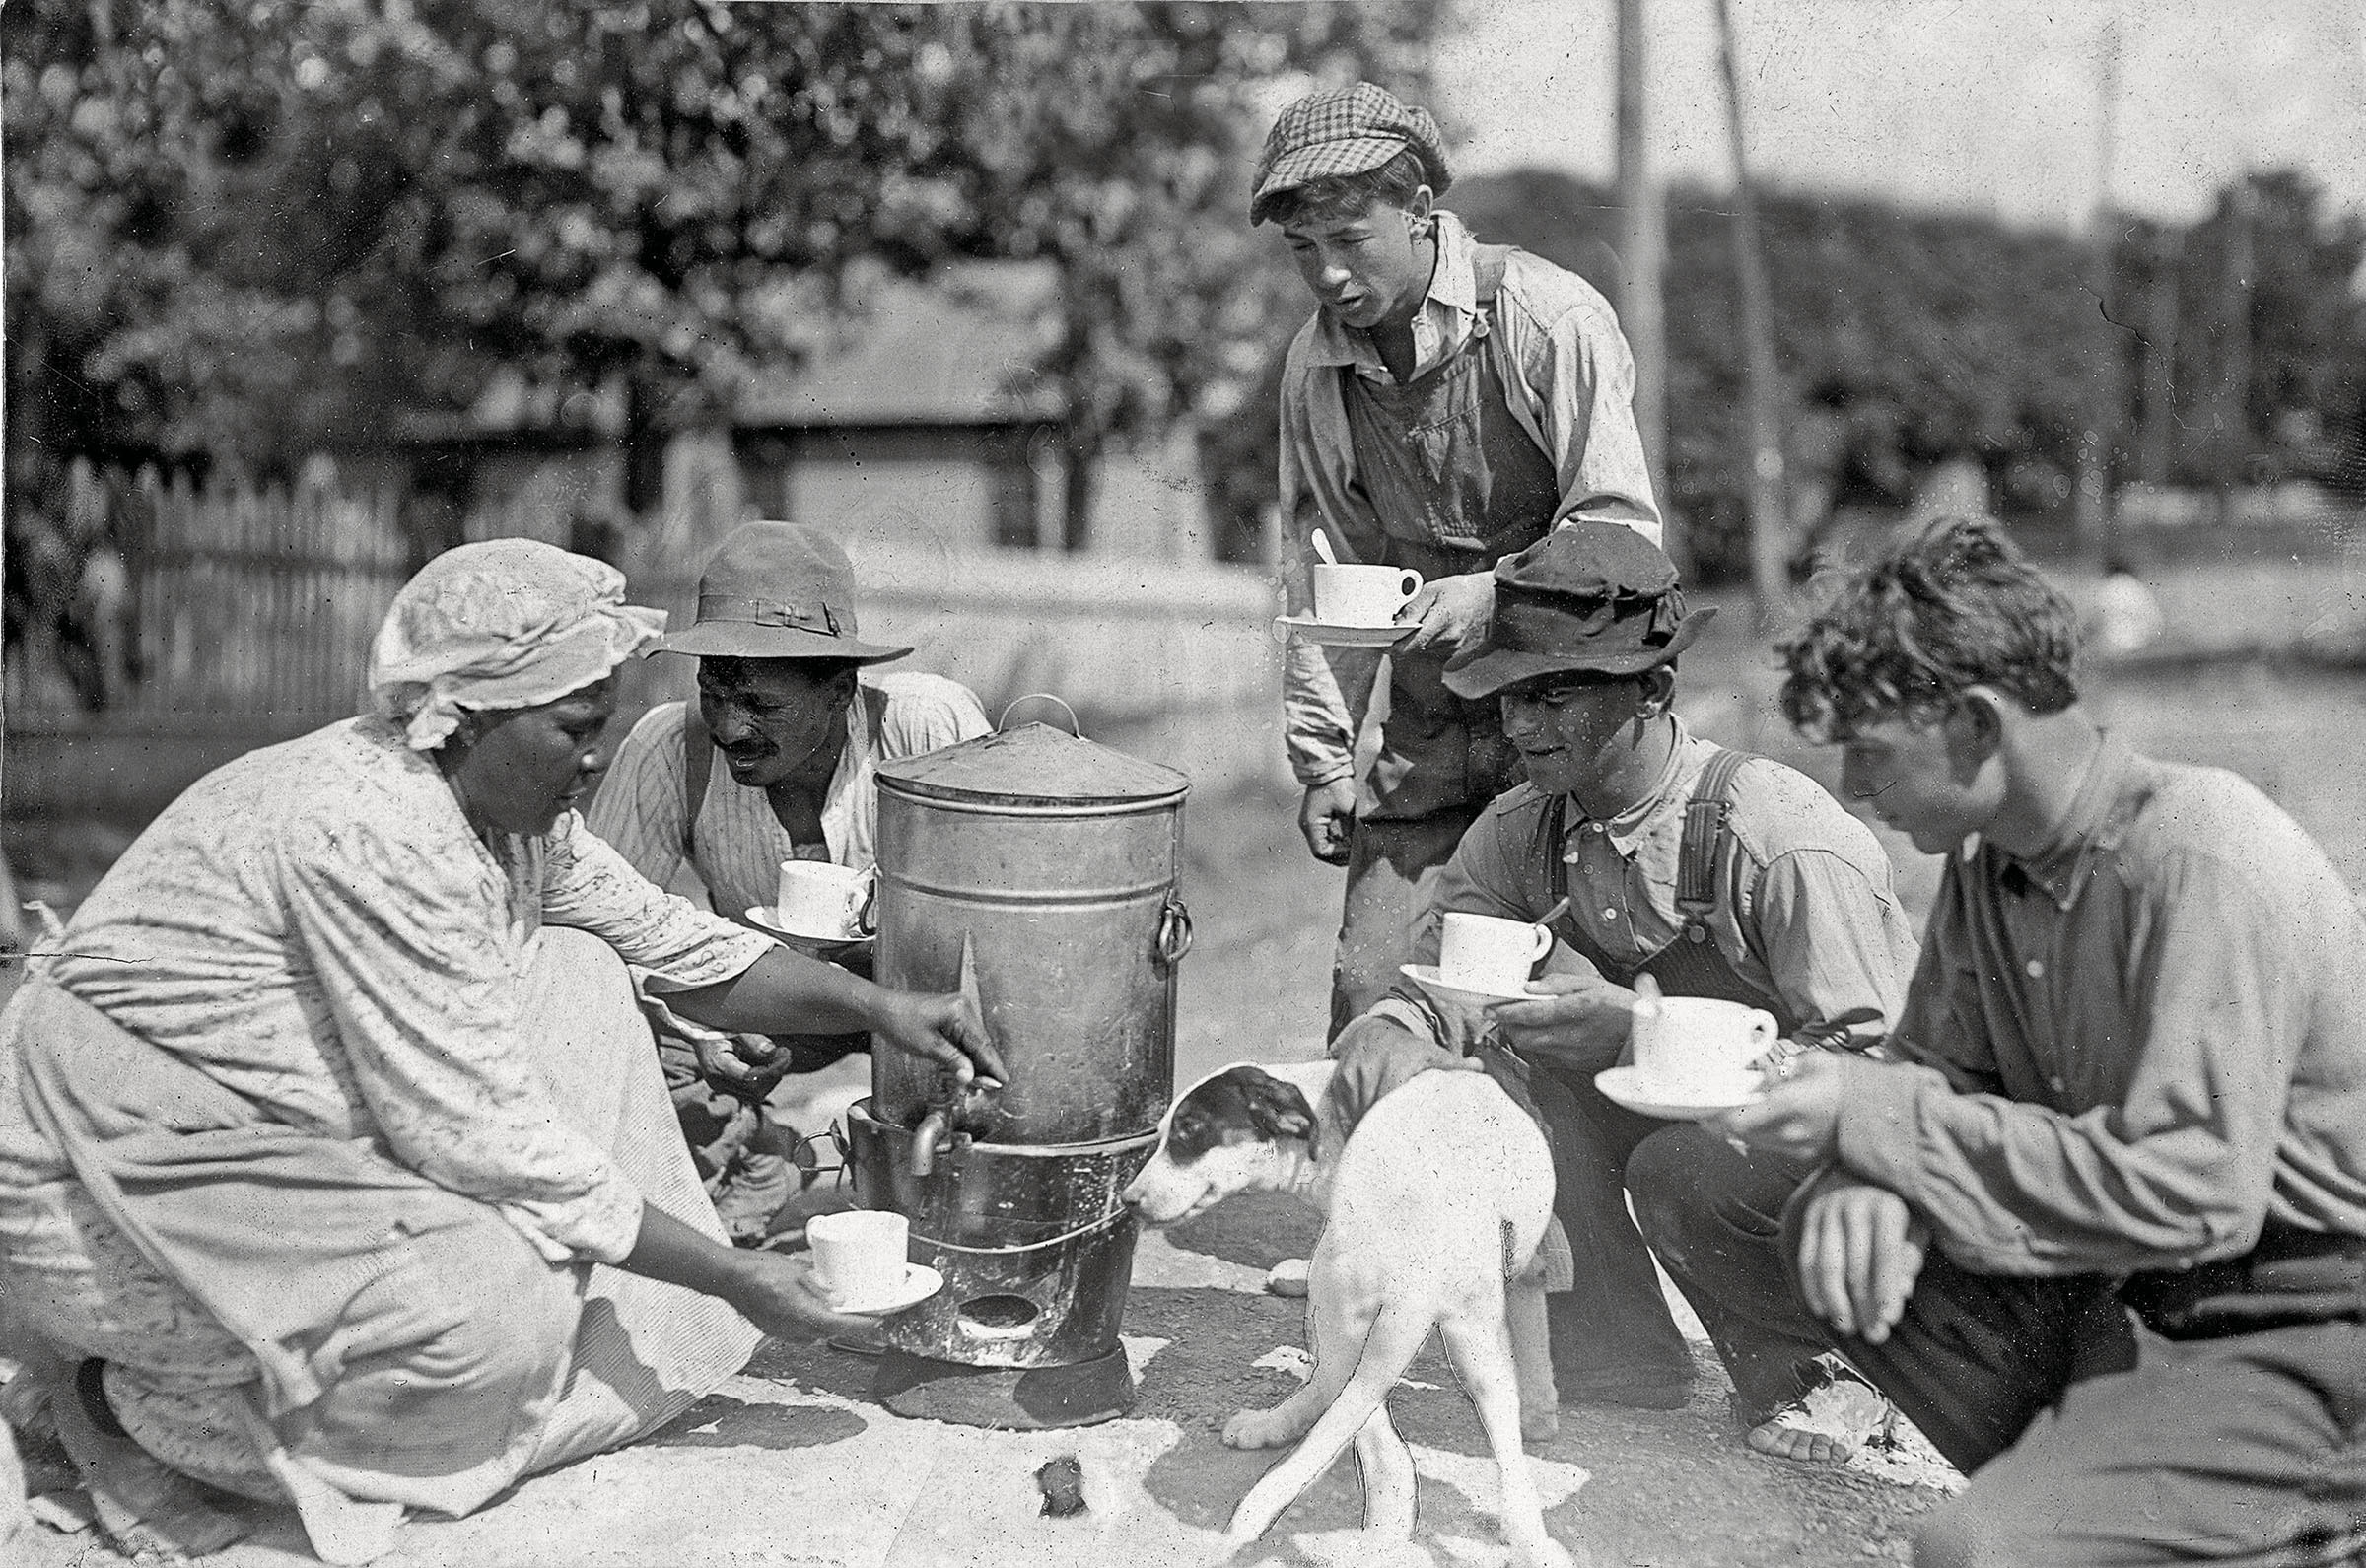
1256,83 -> 1664,1035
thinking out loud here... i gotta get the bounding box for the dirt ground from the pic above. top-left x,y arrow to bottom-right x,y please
5,741 -> 1965,1568
15,622 -> 2366,1566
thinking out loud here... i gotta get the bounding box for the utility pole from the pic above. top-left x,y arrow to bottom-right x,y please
2073,9 -> 2123,564
1615,0 -> 1673,568
2138,227 -> 2184,487
1712,0 -> 1788,627
2202,177 -> 2259,525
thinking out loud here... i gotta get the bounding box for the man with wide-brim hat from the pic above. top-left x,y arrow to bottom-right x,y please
1319,520 -> 1919,1457
590,520 -> 988,1243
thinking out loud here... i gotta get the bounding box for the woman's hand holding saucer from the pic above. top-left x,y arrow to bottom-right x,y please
728,1252 -> 886,1341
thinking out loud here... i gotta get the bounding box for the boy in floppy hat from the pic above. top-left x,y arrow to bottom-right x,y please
1255,82 -> 1665,1037
1323,521 -> 1917,1448
590,520 -> 988,1242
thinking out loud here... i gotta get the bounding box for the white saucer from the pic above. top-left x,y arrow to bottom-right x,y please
1274,614 -> 1414,648
830,1263 -> 942,1317
745,907 -> 873,947
1401,963 -> 1534,1010
1594,1065 -> 1765,1122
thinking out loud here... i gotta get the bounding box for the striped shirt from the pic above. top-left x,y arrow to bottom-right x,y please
587,672 -> 990,917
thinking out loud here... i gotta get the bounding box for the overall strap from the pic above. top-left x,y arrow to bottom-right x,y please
1471,244 -> 1513,310
681,704 -> 713,859
1545,792 -> 1570,908
859,682 -> 891,753
1675,748 -> 1752,944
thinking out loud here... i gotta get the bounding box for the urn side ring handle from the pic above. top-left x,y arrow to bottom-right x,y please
1155,895 -> 1194,970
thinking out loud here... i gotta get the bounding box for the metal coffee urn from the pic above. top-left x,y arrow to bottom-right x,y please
845,720 -> 1190,1428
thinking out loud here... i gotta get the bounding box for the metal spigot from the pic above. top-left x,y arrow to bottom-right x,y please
910,1107 -> 954,1178
910,933 -> 1002,1179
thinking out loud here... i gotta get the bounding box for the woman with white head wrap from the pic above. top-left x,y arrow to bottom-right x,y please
0,542 -> 1004,1563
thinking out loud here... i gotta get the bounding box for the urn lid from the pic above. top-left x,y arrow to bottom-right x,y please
876,722 -> 1189,808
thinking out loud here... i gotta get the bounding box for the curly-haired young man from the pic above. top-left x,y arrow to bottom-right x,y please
1637,514 -> 2366,1565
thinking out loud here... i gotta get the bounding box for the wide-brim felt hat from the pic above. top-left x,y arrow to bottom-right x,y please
1441,522 -> 1714,700
1250,82 -> 1451,226
653,520 -> 912,664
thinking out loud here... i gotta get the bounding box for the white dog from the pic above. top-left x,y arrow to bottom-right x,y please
1121,1060 -> 1581,1568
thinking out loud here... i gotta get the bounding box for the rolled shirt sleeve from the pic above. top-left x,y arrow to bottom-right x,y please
540,813 -> 780,995
1749,848 -> 1913,1050
1836,845 -> 2321,1277
1277,339 -> 1383,791
1496,259 -> 1664,546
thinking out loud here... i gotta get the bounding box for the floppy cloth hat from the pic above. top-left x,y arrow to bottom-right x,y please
1441,521 -> 1715,700
1250,81 -> 1452,225
367,538 -> 665,751
652,519 -> 910,664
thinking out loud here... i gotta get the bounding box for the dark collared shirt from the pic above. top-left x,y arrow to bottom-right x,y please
1838,734 -> 2366,1275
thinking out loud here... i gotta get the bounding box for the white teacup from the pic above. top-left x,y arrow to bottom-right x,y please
1437,912 -> 1553,996
806,1209 -> 910,1309
1631,996 -> 1779,1102
1313,564 -> 1425,627
775,860 -> 874,940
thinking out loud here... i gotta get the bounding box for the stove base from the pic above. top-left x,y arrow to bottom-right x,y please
870,1343 -> 1136,1430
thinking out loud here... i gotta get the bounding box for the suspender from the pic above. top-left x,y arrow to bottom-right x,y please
680,686 -> 890,859
1472,244 -> 1511,313
681,706 -> 712,859
1673,748 -> 1751,942
1547,747 -> 1753,948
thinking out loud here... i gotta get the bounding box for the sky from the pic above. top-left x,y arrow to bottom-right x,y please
1432,0 -> 2366,232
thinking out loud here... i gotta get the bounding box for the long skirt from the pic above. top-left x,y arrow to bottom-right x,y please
0,928 -> 760,1558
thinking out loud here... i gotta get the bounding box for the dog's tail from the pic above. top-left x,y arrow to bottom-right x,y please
1227,1293 -> 1438,1544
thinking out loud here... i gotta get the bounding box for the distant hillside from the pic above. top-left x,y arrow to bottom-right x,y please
1451,169 -> 2097,579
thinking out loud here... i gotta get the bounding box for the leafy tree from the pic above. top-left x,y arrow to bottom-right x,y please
5,0 -> 1445,547
2112,170 -> 2366,494
1451,169 -> 2100,579
903,3 -> 1440,549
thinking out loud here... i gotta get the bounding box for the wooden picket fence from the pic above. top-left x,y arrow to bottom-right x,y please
11,466 -> 418,719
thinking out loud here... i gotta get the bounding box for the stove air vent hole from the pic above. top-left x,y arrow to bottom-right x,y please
956,1294 -> 1040,1338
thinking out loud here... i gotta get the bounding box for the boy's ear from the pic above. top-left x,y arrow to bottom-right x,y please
1635,667 -> 1676,718
1406,185 -> 1434,233
1942,687 -> 2009,763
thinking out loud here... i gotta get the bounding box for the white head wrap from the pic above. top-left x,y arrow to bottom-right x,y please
366,539 -> 666,751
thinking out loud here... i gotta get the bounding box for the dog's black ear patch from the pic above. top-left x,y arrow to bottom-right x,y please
1233,1067 -> 1316,1143
1161,1066 -> 1316,1160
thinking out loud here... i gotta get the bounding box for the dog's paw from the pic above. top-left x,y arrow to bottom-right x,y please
1221,1407 -> 1300,1450
1520,1401 -> 1561,1445
1511,1538 -> 1585,1568
1216,1529 -> 1262,1563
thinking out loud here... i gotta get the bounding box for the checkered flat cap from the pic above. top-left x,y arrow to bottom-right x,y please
1250,82 -> 1450,225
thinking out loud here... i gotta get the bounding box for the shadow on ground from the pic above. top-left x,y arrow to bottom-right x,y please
647,1393 -> 868,1450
